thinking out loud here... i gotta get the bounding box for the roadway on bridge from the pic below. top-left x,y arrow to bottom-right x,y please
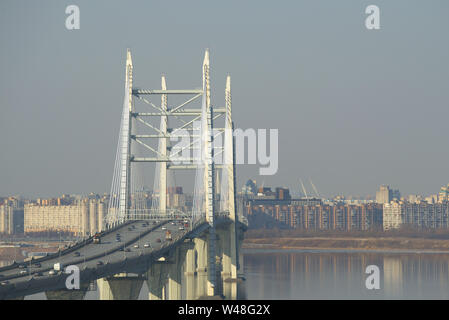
0,220 -> 190,290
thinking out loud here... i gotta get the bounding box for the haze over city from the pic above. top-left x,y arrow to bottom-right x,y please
1,0 -> 449,199
3,1 -> 449,305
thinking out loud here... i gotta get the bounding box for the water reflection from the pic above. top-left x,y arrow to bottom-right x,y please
243,249 -> 449,299
5,250 -> 449,299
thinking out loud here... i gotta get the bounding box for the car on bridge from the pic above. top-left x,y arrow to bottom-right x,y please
165,231 -> 172,241
93,233 -> 101,244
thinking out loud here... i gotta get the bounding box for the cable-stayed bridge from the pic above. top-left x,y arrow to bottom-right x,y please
0,50 -> 246,300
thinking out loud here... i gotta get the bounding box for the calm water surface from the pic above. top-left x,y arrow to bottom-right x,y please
242,249 -> 449,299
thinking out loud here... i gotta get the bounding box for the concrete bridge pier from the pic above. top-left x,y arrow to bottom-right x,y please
184,245 -> 197,299
217,224 -> 238,300
146,260 -> 169,300
97,273 -> 144,300
194,236 -> 209,298
237,235 -> 244,278
168,244 -> 190,300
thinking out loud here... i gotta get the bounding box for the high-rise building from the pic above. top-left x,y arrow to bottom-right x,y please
24,195 -> 107,236
0,197 -> 24,234
391,189 -> 401,201
243,193 -> 382,231
383,202 -> 403,230
383,200 -> 449,230
439,184 -> 449,202
242,180 -> 257,195
376,185 -> 398,204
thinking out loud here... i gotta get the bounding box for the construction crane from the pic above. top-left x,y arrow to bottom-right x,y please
300,179 -> 309,199
309,178 -> 321,199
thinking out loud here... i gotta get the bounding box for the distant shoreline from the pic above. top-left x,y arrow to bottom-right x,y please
242,237 -> 449,253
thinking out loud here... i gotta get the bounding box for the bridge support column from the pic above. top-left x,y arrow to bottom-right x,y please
146,262 -> 169,300
218,225 -> 238,300
195,236 -> 208,298
237,236 -> 244,278
97,273 -> 144,300
168,246 -> 188,300
184,246 -> 196,299
219,226 -> 238,280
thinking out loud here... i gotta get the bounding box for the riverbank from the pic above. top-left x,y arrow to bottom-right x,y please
0,242 -> 60,263
242,237 -> 449,252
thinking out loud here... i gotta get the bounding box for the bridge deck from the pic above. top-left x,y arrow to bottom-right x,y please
0,217 -> 244,299
0,220 -> 195,299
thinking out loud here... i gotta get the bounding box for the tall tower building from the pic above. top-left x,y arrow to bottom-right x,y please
89,199 -> 98,235
98,201 -> 105,232
376,185 -> 392,204
81,201 -> 90,236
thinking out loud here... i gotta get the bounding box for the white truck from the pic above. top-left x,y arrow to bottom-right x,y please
53,263 -> 64,271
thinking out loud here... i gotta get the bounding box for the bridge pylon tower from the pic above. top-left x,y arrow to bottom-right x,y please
106,49 -> 238,297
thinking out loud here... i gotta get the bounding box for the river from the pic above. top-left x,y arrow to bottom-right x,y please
242,248 -> 449,299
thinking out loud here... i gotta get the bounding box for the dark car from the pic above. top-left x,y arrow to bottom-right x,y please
73,252 -> 80,257
96,261 -> 103,266
33,263 -> 41,268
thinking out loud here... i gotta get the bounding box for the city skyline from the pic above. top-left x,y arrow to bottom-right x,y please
1,1 -> 449,198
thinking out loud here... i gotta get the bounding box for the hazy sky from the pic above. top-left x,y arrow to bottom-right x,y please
1,0 -> 448,198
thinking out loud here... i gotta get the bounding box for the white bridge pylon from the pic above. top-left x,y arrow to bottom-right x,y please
106,49 -> 237,230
